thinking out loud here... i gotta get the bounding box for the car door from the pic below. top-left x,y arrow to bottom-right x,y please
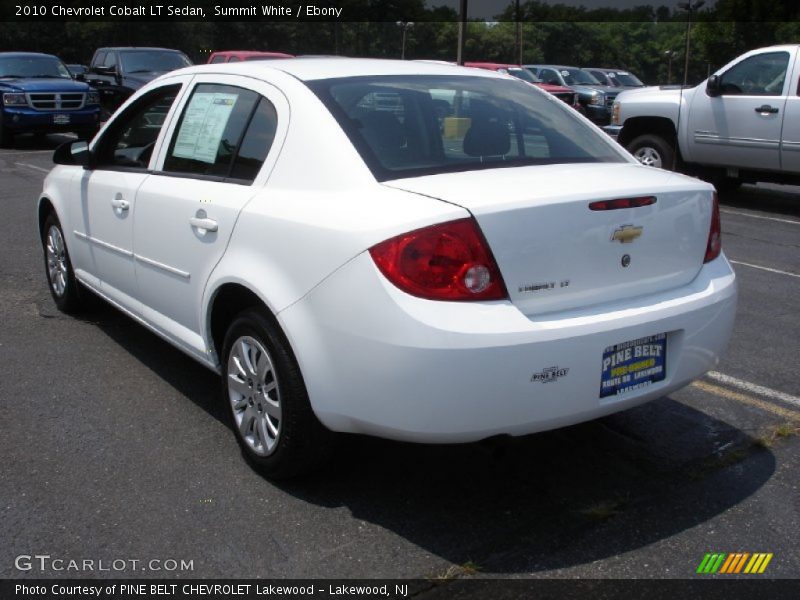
131,75 -> 287,358
686,50 -> 792,171
73,78 -> 187,312
779,51 -> 800,172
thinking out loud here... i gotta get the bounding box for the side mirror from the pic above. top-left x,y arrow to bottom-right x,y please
94,65 -> 117,76
75,73 -> 86,82
706,74 -> 721,97
53,140 -> 92,168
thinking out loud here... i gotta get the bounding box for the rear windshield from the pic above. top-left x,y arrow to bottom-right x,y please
308,75 -> 624,181
120,51 -> 191,74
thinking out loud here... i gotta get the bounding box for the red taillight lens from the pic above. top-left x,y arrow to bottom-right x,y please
589,196 -> 656,211
704,192 -> 722,263
369,218 -> 508,301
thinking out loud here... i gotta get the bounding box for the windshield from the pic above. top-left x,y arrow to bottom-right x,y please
0,55 -> 71,79
609,71 -> 644,87
309,75 -> 624,181
507,68 -> 541,84
120,51 -> 191,74
561,68 -> 601,85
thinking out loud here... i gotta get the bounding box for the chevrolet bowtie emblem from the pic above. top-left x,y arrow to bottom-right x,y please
611,224 -> 643,244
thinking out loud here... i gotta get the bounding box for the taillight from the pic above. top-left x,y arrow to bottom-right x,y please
369,218 -> 508,301
704,192 -> 722,263
589,196 -> 656,211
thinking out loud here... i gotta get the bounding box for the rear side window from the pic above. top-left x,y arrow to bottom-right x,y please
163,83 -> 277,183
209,55 -> 226,64
164,83 -> 259,178
309,75 -> 624,181
229,98 -> 278,181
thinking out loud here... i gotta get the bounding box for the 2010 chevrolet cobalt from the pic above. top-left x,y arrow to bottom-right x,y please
39,59 -> 736,477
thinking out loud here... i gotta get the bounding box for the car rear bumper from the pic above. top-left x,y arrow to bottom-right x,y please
2,106 -> 101,132
279,252 -> 737,443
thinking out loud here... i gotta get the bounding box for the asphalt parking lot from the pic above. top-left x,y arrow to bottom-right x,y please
1,134 -> 798,583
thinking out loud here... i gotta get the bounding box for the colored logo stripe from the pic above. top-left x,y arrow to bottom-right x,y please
698,552 -> 773,574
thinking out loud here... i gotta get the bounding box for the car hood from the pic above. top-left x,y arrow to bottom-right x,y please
535,82 -> 574,94
571,84 -> 618,95
0,77 -> 89,92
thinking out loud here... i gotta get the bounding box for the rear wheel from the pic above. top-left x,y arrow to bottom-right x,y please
627,134 -> 676,170
42,213 -> 84,313
221,308 -> 334,478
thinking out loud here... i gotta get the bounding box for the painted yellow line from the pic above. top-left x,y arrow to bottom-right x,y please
691,381 -> 800,421
746,553 -> 764,574
734,552 -> 750,573
758,553 -> 773,573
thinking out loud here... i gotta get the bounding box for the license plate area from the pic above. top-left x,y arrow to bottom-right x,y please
600,333 -> 667,398
53,114 -> 70,125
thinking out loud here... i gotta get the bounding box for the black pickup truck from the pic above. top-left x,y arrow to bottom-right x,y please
83,47 -> 191,116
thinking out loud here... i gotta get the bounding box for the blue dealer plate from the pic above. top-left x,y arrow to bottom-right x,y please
600,333 -> 667,398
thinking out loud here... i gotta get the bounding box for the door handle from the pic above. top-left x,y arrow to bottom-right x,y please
111,198 -> 129,210
189,217 -> 218,233
755,105 -> 779,114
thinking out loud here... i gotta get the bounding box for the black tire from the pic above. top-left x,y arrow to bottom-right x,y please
0,120 -> 13,148
626,134 -> 676,170
42,212 -> 84,314
713,177 -> 742,194
221,308 -> 335,478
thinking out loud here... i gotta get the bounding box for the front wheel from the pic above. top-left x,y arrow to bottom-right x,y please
221,308 -> 334,478
627,134 -> 676,170
42,213 -> 84,313
0,121 -> 13,148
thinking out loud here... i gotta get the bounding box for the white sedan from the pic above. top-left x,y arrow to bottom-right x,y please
39,58 -> 737,477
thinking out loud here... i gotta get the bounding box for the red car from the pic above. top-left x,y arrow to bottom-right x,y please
465,62 -> 580,109
208,50 -> 294,64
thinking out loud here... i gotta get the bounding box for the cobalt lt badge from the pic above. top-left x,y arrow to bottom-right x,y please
531,366 -> 570,383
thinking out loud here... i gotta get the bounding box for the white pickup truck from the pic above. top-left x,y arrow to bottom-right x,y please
605,44 -> 800,190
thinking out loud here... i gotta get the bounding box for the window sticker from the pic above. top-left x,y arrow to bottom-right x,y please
173,92 -> 238,164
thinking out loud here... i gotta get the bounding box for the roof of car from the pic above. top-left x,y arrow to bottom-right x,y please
98,47 -> 185,52
0,52 -> 58,58
211,50 -> 293,58
181,57 -> 508,82
525,64 -> 580,70
464,62 -> 523,70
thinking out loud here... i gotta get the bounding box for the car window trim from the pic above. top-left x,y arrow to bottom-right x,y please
160,82 -> 265,183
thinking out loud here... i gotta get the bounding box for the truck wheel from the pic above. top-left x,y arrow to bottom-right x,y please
0,121 -> 13,148
627,134 -> 675,170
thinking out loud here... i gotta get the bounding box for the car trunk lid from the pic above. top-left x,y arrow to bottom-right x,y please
384,163 -> 714,316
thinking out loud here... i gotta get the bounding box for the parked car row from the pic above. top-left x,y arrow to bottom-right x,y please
2,44 -> 645,146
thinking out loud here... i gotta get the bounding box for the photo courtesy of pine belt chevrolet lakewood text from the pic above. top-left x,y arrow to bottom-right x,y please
38,58 -> 737,477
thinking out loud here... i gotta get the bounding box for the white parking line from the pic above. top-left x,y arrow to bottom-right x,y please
720,208 -> 800,226
730,260 -> 800,279
2,149 -> 53,156
13,162 -> 49,174
707,371 -> 800,408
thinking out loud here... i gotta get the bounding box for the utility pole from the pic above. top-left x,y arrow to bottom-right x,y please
457,0 -> 467,65
515,0 -> 522,64
678,1 -> 705,86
